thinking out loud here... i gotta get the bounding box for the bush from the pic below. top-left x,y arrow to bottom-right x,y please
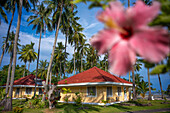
24,99 -> 46,109
13,107 -> 23,113
73,92 -> 82,105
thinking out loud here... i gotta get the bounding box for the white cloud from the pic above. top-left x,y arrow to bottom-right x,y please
19,32 -> 74,62
85,22 -> 99,30
0,21 -> 16,37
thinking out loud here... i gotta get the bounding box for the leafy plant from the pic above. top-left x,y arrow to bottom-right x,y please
13,107 -> 23,113
73,92 -> 82,105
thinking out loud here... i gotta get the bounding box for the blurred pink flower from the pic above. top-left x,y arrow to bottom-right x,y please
90,1 -> 169,75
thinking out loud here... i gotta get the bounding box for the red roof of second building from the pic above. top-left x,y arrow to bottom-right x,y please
58,67 -> 132,85
13,74 -> 41,86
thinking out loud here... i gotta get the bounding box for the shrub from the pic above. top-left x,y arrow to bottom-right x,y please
64,97 -> 69,103
24,99 -> 46,109
13,107 -> 23,113
73,92 -> 82,105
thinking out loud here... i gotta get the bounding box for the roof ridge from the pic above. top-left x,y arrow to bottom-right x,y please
96,67 -> 123,83
94,68 -> 108,81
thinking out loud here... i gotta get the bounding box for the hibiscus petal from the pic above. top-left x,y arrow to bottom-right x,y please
129,27 -> 169,63
109,41 -> 136,75
90,29 -> 121,55
97,1 -> 126,26
127,1 -> 160,28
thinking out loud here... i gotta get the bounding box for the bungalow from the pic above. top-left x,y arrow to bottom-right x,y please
58,67 -> 132,105
0,74 -> 44,98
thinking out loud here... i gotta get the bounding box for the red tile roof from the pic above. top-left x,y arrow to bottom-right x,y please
58,67 -> 132,85
13,74 -> 42,86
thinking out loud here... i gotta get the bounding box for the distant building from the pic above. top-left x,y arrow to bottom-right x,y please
0,74 -> 44,98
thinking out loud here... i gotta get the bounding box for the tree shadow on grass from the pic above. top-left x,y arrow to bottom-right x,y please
56,104 -> 100,113
110,104 -> 132,111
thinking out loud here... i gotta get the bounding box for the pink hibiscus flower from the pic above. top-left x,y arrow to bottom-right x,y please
90,1 -> 169,75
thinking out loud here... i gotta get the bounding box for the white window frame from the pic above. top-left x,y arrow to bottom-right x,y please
107,87 -> 113,97
25,88 -> 32,95
117,87 -> 122,96
87,86 -> 97,97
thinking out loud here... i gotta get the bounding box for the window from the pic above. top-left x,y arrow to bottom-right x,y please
107,87 -> 112,97
87,87 -> 96,96
16,88 -> 20,95
117,87 -> 121,96
26,88 -> 32,95
39,88 -> 43,95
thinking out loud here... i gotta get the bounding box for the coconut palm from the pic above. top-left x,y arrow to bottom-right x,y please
19,42 -> 37,76
0,31 -> 20,106
44,0 -> 64,86
38,60 -> 49,80
77,39 -> 89,72
4,0 -> 38,111
142,60 -> 155,100
69,25 -> 85,74
0,0 -> 16,66
0,0 -> 8,24
27,2 -> 52,97
59,3 -> 77,78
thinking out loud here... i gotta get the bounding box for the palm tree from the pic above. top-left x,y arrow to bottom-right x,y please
27,2 -> 52,98
77,39 -> 89,72
38,60 -> 49,80
142,60 -> 155,100
0,0 -> 16,66
53,42 -> 68,81
0,32 -> 20,106
4,0 -> 37,111
69,25 -> 85,74
59,3 -> 77,78
0,0 -> 8,24
19,42 -> 37,76
44,0 -> 64,86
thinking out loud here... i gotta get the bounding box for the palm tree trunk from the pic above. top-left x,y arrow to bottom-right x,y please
23,63 -> 26,77
0,4 -> 15,66
49,69 -> 52,89
5,52 -> 13,94
4,0 -> 23,111
34,27 -> 42,97
27,62 -> 30,75
60,62 -> 62,80
46,2 -> 63,85
128,0 -> 130,7
0,52 -> 13,106
81,54 -> 83,72
158,74 -> 164,99
64,30 -> 68,78
147,68 -> 152,100
132,67 -> 136,100
129,72 -> 130,82
73,47 -> 76,75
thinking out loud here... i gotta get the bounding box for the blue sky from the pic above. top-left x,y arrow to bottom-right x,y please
0,0 -> 169,92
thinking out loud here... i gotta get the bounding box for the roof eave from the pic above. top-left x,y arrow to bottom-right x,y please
57,82 -> 133,87
0,85 -> 44,88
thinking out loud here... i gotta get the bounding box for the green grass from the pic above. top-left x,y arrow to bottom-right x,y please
0,99 -> 170,113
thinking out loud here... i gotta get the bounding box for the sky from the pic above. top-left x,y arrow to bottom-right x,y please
0,0 -> 169,92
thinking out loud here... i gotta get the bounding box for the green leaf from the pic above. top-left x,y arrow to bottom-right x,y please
150,64 -> 167,75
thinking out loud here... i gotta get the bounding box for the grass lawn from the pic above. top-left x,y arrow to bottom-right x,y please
0,99 -> 170,113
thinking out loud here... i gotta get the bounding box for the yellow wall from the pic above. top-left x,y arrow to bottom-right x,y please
60,85 -> 131,103
12,87 -> 42,98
